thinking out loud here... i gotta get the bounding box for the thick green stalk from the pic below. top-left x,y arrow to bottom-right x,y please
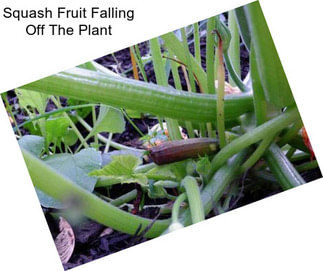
224,52 -> 250,93
240,134 -> 275,172
250,45 -> 268,125
207,106 -> 300,179
150,38 -> 182,141
181,176 -> 205,223
265,143 -> 305,190
228,10 -> 241,86
168,49 -> 195,138
182,151 -> 247,225
110,190 -> 138,206
162,32 -> 208,92
296,160 -> 319,172
180,28 -> 197,93
206,17 -> 216,94
216,40 -> 226,148
245,1 -> 295,107
193,23 -> 201,65
22,67 -> 253,123
278,119 -> 303,147
171,193 -> 187,223
22,148 -> 170,238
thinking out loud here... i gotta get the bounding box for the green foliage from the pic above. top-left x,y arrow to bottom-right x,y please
15,88 -> 48,114
234,6 -> 251,51
66,98 -> 92,119
40,148 -> 101,208
8,5 -> 312,240
214,16 -> 232,52
196,156 -> 211,177
91,154 -> 141,176
62,128 -> 78,146
90,154 -> 149,186
90,105 -> 125,136
15,88 -> 49,135
146,165 -> 177,181
45,116 -> 69,148
19,135 -> 102,208
244,2 -> 295,108
18,135 -> 44,157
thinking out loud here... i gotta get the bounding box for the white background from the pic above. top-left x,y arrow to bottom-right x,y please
0,0 -> 322,270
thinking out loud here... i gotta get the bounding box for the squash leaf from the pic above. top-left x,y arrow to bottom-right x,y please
89,105 -> 125,136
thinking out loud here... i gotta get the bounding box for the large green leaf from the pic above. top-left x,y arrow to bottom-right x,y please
38,148 -> 102,208
15,88 -> 48,114
90,154 -> 148,186
101,150 -> 143,166
90,154 -> 141,177
90,105 -> 125,136
244,1 -> 295,107
18,135 -> 44,157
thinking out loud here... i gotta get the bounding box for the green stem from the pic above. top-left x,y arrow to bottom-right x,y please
240,133 -> 275,172
92,105 -> 98,148
228,10 -> 241,86
193,23 -> 201,65
286,147 -> 296,159
290,152 -> 310,162
171,193 -> 187,223
182,150 -> 247,225
76,115 -> 144,153
150,37 -> 188,141
207,106 -> 300,179
22,67 -> 254,123
134,163 -> 157,173
168,49 -> 195,138
181,176 -> 204,224
110,189 -> 138,206
216,40 -> 226,148
206,17 -> 216,94
22,148 -> 170,238
265,143 -> 305,190
180,28 -> 197,93
224,52 -> 250,93
296,160 -> 319,172
162,32 -> 207,92
50,96 -> 89,148
104,133 -> 113,153
122,109 -> 144,137
131,45 -> 148,82
14,103 -> 97,132
278,119 -> 303,147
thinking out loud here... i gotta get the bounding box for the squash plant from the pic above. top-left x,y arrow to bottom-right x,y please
3,1 -> 319,239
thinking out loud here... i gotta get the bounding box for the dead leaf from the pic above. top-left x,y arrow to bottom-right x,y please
55,217 -> 75,264
100,228 -> 113,237
215,80 -> 241,95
